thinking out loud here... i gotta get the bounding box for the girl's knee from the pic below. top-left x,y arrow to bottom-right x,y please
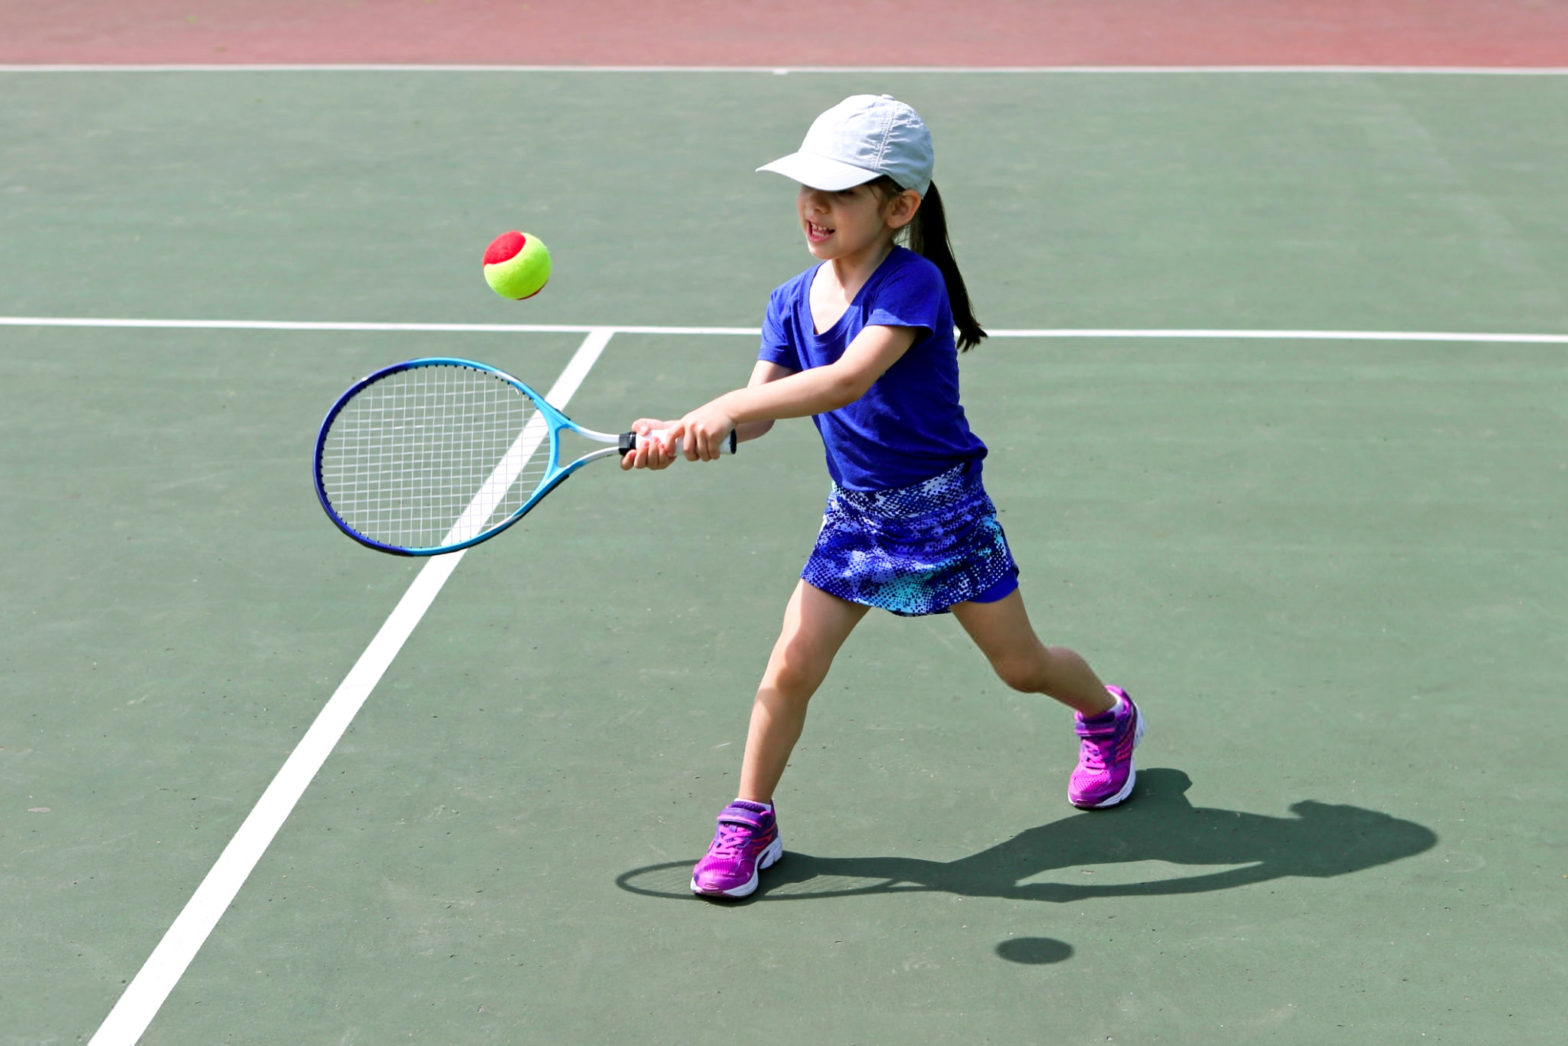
764,636 -> 834,698
765,657 -> 817,698
990,653 -> 1046,694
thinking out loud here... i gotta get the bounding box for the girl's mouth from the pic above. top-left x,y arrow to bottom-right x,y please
806,221 -> 833,243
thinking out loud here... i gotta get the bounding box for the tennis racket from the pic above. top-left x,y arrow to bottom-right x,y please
313,357 -> 735,556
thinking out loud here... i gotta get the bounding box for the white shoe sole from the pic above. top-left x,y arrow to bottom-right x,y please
691,837 -> 783,899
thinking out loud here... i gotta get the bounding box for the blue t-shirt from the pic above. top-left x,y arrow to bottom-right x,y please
757,246 -> 988,492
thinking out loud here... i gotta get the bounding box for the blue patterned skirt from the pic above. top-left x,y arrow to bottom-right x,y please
802,460 -> 1019,617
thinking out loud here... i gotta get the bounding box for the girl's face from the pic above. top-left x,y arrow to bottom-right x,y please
796,183 -> 914,267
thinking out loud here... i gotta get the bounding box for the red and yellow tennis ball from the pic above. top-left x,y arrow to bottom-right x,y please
483,230 -> 551,300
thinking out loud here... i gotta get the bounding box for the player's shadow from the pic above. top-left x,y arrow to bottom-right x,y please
615,768 -> 1438,904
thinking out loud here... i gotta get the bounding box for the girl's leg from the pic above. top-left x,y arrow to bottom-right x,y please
737,580 -> 870,802
952,587 -> 1145,808
949,589 -> 1115,716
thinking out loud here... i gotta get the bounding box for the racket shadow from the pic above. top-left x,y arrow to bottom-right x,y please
614,768 -> 1438,904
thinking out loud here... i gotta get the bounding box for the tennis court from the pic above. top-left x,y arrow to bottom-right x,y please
3,7 -> 1566,1044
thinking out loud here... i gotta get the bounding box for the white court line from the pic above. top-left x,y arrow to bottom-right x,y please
0,316 -> 761,337
88,328 -> 616,1046
2,64 -> 1567,75
3,315 -> 1566,343
986,328 -> 1568,344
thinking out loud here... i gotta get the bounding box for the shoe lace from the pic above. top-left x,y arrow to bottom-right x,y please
709,821 -> 753,858
1078,734 -> 1114,772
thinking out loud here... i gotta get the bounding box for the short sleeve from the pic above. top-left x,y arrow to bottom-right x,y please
864,256 -> 944,336
758,284 -> 801,370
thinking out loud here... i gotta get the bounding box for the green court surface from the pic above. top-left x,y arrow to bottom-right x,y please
2,71 -> 1565,1044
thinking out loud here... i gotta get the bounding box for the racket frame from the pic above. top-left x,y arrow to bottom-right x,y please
314,357 -> 630,556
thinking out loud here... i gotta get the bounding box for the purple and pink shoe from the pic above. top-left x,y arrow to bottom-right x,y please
1069,687 -> 1145,809
690,800 -> 783,899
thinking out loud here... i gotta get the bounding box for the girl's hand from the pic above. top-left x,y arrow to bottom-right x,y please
619,418 -> 679,471
668,402 -> 737,462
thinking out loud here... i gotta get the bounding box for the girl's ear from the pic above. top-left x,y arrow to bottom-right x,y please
885,189 -> 922,231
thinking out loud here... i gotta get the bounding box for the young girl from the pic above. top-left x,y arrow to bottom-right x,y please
621,95 -> 1144,900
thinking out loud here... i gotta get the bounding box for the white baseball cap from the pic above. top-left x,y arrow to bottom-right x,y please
757,94 -> 933,197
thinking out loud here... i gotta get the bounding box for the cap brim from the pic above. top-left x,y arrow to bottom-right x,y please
756,151 -> 879,191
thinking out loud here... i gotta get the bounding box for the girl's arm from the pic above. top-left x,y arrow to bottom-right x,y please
668,324 -> 919,460
619,359 -> 795,471
733,359 -> 794,443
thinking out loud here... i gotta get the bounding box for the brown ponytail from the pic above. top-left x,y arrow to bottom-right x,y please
875,177 -> 987,352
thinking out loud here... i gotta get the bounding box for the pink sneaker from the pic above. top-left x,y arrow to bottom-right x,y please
1069,687 -> 1145,808
690,800 -> 783,899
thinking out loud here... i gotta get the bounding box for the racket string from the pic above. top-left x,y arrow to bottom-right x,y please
320,364 -> 553,548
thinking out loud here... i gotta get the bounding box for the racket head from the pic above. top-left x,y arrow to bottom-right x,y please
313,358 -> 577,555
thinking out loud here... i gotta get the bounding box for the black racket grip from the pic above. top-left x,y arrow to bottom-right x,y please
618,429 -> 738,455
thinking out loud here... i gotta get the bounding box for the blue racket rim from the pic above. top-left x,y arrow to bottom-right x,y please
313,357 -> 574,556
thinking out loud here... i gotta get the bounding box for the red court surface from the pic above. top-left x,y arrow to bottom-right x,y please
4,0 -> 1567,67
